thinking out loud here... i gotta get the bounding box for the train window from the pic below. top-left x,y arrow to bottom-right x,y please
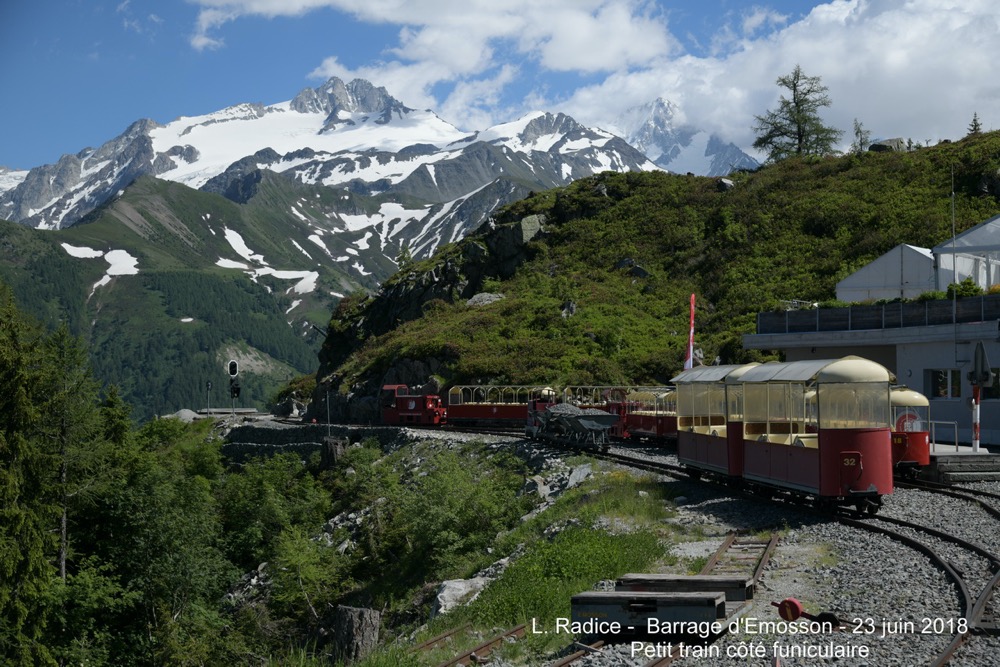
818,383 -> 890,429
726,384 -> 744,421
926,369 -> 961,399
676,385 -> 695,428
743,384 -> 768,435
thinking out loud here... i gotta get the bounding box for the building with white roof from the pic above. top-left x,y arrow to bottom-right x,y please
745,214 -> 1000,447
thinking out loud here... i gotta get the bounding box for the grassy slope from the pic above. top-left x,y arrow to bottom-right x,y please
321,132 -> 1000,392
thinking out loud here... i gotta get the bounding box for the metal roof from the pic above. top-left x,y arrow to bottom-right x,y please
671,363 -> 758,383
738,357 -> 892,384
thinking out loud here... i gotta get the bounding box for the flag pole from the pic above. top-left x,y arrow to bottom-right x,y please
684,293 -> 695,370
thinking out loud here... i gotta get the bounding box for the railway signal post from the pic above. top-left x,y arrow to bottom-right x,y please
969,341 -> 994,452
227,360 -> 240,415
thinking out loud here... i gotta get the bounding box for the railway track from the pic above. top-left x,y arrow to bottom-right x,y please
547,531 -> 779,666
556,445 -> 988,665
698,532 -> 779,579
432,624 -> 527,667
876,479 -> 1000,664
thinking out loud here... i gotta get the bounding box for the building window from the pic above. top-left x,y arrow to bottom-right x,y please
927,369 -> 961,399
982,368 -> 1000,400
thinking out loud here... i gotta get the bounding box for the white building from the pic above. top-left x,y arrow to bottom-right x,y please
836,244 -> 934,302
932,213 -> 1000,292
747,214 -> 1000,447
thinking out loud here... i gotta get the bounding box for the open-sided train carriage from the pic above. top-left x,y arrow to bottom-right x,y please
673,357 -> 895,514
671,364 -> 759,478
446,385 -> 556,427
890,385 -> 931,475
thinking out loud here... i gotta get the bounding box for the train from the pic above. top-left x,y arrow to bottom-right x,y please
670,356 -> 904,514
381,382 -> 680,443
560,386 -> 678,443
890,385 -> 931,476
379,356 -> 931,503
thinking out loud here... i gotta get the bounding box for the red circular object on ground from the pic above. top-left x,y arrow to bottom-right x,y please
778,597 -> 804,621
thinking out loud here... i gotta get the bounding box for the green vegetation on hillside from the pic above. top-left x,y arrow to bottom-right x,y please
3,289 -> 692,664
319,132 -> 1000,398
0,174 -> 357,421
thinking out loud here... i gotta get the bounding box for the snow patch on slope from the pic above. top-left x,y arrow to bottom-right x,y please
60,243 -> 139,296
657,131 -> 712,175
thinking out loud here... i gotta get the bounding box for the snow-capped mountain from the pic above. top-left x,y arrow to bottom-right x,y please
612,98 -> 758,176
0,78 -> 659,266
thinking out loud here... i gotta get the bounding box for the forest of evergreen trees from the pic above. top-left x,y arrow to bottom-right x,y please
0,284 -> 335,664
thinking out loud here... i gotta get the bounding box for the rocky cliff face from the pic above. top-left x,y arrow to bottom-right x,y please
0,119 -> 165,229
306,212 -> 547,422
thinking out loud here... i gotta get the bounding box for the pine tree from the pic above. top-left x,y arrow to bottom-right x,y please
968,112 -> 982,136
850,118 -> 872,155
100,385 -> 133,446
38,324 -> 104,581
0,286 -> 58,665
752,65 -> 843,162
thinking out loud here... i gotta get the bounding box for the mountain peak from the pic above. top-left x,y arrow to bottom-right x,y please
614,97 -> 758,176
520,112 -> 585,142
290,77 -> 411,120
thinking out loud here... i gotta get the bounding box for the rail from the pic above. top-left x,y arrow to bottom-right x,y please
436,624 -> 527,667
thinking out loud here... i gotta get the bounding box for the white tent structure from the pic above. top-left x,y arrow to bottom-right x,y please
932,213 -> 1000,291
836,244 -> 935,302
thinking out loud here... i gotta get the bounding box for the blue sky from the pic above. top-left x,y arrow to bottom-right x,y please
2,0 -> 999,170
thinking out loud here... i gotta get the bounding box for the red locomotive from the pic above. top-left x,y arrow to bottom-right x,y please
380,385 -> 447,426
672,357 -> 895,514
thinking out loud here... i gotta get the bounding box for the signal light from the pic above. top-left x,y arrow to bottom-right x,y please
228,360 -> 239,377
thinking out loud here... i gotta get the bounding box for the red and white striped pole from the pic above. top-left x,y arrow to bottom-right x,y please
684,293 -> 695,370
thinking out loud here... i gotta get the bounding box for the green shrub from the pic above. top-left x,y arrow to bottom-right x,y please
948,277 -> 984,298
916,290 -> 948,301
466,527 -> 664,628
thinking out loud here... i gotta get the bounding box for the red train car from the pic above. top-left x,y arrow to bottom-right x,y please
446,385 -> 556,426
380,385 -> 447,426
890,386 -> 931,474
620,388 -> 678,443
671,364 -> 759,477
672,357 -> 894,514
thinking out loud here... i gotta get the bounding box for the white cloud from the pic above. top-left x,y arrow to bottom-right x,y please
518,2 -> 677,73
188,0 -> 1000,153
190,0 -> 677,128
741,8 -> 788,37
561,0 -> 1000,153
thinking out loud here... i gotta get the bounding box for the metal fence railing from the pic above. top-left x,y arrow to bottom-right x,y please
929,421 -> 960,452
757,294 -> 1000,334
